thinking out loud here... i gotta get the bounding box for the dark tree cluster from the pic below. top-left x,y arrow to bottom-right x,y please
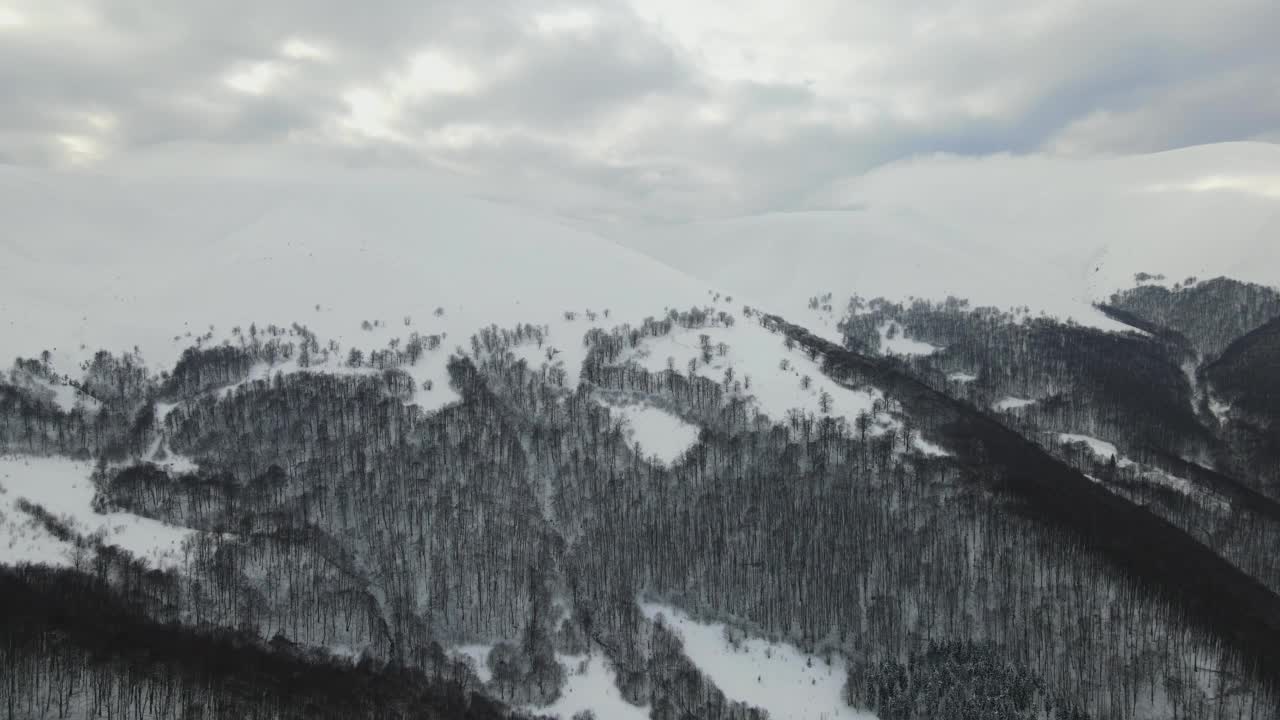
0,565 -> 536,720
846,641 -> 1088,720
1108,277 -> 1280,361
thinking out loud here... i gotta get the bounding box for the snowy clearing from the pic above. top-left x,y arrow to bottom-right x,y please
0,455 -> 195,569
995,396 -> 1036,411
598,399 -> 700,466
628,322 -> 882,426
639,602 -> 876,720
529,653 -> 649,720
947,372 -> 977,383
1058,433 -> 1120,460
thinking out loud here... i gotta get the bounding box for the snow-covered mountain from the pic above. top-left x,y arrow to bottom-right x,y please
4,143 -> 1280,720
619,142 -> 1280,329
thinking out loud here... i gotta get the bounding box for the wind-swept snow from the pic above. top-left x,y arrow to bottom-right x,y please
640,602 -> 876,720
0,455 -> 195,569
530,653 -> 649,720
621,143 -> 1280,330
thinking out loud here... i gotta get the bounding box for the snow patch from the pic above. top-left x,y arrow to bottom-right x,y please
599,399 -> 700,466
639,602 -> 876,720
994,396 -> 1035,411
947,372 -> 977,383
1208,395 -> 1232,424
452,645 -> 494,685
913,436 -> 952,457
1058,433 -> 1119,460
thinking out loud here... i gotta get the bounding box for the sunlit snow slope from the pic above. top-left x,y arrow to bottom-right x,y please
621,142 -> 1280,329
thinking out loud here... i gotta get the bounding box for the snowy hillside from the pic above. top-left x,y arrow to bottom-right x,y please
0,167 -> 706,375
1,168 -> 921,456
620,142 -> 1280,329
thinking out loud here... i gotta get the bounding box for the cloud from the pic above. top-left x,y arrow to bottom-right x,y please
0,0 -> 1277,225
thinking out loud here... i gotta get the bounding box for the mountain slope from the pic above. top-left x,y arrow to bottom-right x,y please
4,154 -> 1280,719
0,167 -> 712,375
620,142 -> 1280,329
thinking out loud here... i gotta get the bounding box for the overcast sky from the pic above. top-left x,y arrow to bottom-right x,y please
2,0 -> 1277,225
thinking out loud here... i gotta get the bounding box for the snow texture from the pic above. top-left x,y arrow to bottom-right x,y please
640,602 -> 877,720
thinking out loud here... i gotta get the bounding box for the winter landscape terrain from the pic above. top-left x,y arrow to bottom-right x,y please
3,140 -> 1280,720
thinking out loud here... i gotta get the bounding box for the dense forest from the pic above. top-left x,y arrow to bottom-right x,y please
3,277 -> 1280,718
